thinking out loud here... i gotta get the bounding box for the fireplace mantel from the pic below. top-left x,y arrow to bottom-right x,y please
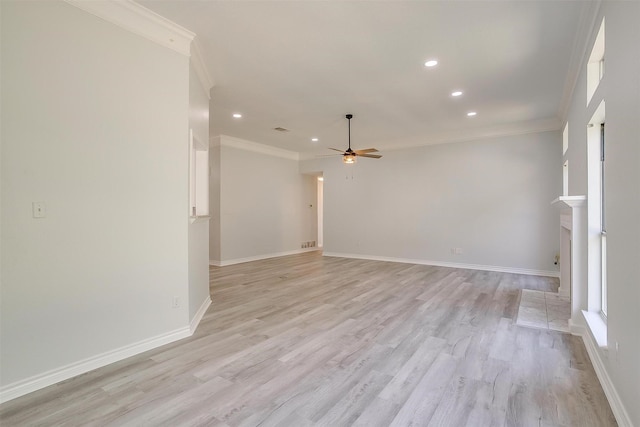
551,195 -> 587,209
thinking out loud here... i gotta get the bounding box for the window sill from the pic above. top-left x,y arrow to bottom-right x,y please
190,215 -> 211,224
582,310 -> 608,351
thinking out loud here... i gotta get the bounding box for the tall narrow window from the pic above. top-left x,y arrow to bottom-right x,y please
587,19 -> 605,106
587,101 -> 605,316
600,123 -> 607,316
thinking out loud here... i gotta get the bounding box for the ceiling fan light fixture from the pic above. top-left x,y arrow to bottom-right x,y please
343,154 -> 356,164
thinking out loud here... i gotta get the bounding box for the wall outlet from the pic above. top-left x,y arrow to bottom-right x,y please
451,247 -> 463,255
172,296 -> 180,309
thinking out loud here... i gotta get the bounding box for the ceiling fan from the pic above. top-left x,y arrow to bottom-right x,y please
329,114 -> 382,164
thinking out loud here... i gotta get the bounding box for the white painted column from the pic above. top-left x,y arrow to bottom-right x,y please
552,196 -> 587,333
559,216 -> 571,296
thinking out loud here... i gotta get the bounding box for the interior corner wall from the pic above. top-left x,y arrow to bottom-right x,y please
217,140 -> 317,263
187,64 -> 211,320
1,1 -> 190,390
300,131 -> 561,274
564,2 -> 640,424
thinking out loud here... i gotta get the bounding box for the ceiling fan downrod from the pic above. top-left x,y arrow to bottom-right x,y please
346,114 -> 353,153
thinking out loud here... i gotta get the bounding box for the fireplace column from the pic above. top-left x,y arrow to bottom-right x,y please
552,196 -> 586,334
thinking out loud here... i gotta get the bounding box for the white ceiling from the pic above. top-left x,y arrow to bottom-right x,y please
139,0 -> 590,155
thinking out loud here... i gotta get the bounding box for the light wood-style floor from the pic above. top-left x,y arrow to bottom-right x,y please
0,252 -> 616,426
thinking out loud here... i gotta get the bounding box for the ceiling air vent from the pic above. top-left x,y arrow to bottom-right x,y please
273,127 -> 290,132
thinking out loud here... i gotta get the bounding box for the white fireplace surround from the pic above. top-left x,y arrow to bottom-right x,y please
551,195 -> 586,332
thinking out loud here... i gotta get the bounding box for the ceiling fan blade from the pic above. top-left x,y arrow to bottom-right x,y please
354,148 -> 378,154
358,154 -> 382,159
328,147 -> 346,153
316,154 -> 342,157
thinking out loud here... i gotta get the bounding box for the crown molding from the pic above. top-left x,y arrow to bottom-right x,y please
299,117 -> 562,160
65,0 -> 195,56
217,135 -> 299,161
191,39 -> 214,98
298,117 -> 564,161
374,117 -> 562,154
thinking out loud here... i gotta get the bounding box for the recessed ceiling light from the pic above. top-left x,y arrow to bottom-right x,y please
467,111 -> 477,117
451,91 -> 463,97
311,138 -> 319,142
424,59 -> 438,67
232,113 -> 242,118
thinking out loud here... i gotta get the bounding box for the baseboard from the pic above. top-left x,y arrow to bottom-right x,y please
0,326 -> 192,404
190,296 -> 211,334
322,252 -> 560,278
579,318 -> 633,426
210,247 -> 320,267
569,318 -> 587,336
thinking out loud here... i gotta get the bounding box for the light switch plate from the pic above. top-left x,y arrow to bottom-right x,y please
32,202 -> 46,218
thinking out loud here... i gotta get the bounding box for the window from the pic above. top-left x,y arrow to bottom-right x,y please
587,101 -> 605,317
600,123 -> 607,316
587,19 -> 605,106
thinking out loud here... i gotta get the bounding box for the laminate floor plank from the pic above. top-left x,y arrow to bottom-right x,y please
0,252 -> 616,426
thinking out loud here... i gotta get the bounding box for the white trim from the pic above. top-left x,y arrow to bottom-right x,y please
299,118 -> 562,160
322,252 -> 559,278
582,309 -> 608,348
386,118 -> 562,152
216,135 -> 299,161
560,212 -> 572,230
568,318 -> 587,337
191,39 -> 214,98
0,326 -> 191,404
210,248 -> 319,267
578,315 -> 634,427
189,215 -> 211,224
64,0 -> 194,56
190,296 -> 212,334
551,195 -> 587,208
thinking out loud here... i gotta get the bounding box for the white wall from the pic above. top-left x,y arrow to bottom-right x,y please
1,1 -> 190,392
209,141 -> 221,262
187,63 -> 211,321
301,131 -> 561,275
565,2 -> 640,424
211,136 -> 317,264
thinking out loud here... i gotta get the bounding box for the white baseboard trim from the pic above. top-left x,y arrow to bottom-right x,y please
210,247 -> 320,267
322,252 -> 560,278
578,316 -> 633,427
0,326 -> 192,404
190,296 -> 211,334
569,318 -> 587,337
